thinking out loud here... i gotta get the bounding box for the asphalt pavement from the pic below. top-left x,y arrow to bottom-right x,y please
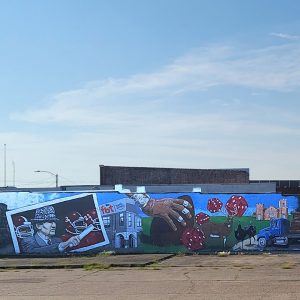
1,253 -> 300,299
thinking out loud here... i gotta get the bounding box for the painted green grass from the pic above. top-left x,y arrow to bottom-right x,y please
142,217 -> 153,236
139,242 -> 187,254
141,216 -> 272,252
201,216 -> 270,250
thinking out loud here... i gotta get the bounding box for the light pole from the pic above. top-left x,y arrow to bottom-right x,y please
35,170 -> 58,188
12,160 -> 15,187
4,144 -> 6,187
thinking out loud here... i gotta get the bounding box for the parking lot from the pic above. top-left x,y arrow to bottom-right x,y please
0,253 -> 300,299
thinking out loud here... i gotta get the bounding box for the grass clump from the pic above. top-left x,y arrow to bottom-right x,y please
83,263 -> 111,271
147,263 -> 161,270
217,251 -> 230,257
241,265 -> 254,269
281,261 -> 296,269
97,250 -> 115,256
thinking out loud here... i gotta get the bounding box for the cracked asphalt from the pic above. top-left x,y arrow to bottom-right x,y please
0,254 -> 300,299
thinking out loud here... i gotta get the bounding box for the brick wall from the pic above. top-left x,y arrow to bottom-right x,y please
99,165 -> 249,185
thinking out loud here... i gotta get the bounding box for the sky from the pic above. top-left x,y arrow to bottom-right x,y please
1,0 -> 300,187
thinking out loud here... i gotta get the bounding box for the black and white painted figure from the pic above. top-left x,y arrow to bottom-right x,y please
21,206 -> 80,254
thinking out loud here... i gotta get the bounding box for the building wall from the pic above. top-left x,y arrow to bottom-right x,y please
256,204 -> 264,220
99,165 -> 250,185
0,191 -> 300,256
264,206 -> 278,220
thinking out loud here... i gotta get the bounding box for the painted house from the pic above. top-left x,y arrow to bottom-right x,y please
99,198 -> 142,249
255,199 -> 288,220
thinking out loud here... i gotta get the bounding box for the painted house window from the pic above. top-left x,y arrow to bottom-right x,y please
136,216 -> 142,227
127,213 -> 132,227
119,212 -> 124,226
103,216 -> 111,228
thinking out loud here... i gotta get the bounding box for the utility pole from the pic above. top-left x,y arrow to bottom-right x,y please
12,160 -> 15,187
4,144 -> 6,187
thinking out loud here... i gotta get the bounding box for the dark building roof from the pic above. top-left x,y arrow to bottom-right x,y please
250,180 -> 300,195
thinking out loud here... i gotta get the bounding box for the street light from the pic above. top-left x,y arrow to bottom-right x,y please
35,170 -> 58,188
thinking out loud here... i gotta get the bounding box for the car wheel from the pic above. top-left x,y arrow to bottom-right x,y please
258,237 -> 267,248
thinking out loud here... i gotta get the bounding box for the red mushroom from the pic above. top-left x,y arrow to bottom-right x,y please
180,227 -> 205,251
225,195 -> 248,217
207,198 -> 223,213
195,212 -> 210,225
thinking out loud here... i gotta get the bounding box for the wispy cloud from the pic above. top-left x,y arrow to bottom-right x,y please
6,42 -> 300,185
11,42 -> 300,128
270,32 -> 300,41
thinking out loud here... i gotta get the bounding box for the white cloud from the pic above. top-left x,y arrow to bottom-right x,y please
11,43 -> 300,127
4,43 -> 300,186
270,32 -> 300,41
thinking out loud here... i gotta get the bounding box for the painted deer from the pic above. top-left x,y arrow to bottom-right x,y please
200,215 -> 234,248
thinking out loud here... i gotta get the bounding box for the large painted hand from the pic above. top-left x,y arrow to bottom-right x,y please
142,198 -> 192,231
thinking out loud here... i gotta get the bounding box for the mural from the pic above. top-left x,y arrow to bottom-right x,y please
6,194 -> 108,255
0,191 -> 299,255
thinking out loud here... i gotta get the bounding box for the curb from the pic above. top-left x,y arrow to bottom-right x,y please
0,254 -> 176,270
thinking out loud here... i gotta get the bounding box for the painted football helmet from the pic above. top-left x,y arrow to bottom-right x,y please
13,216 -> 34,238
64,211 -> 87,235
83,209 -> 102,231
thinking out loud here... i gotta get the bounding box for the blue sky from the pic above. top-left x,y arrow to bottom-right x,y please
1,0 -> 300,187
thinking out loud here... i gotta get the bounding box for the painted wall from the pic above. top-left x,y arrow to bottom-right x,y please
0,191 -> 299,255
